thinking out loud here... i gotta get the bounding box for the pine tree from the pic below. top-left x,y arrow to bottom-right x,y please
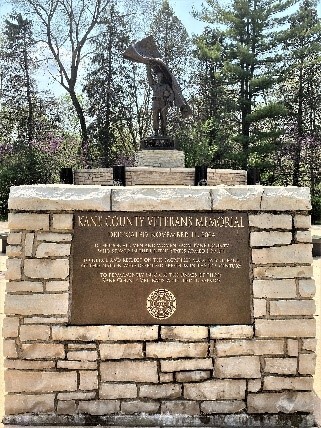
278,0 -> 321,185
0,13 -> 36,142
195,0 -> 293,169
85,3 -> 137,166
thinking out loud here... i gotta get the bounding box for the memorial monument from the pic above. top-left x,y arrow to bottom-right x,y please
2,34 -> 317,428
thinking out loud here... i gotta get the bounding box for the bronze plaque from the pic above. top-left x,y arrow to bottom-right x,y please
71,212 -> 251,325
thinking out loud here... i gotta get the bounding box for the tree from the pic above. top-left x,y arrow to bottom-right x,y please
195,0 -> 293,169
0,13 -> 37,142
85,3 -> 134,166
278,0 -> 321,185
13,0 -> 111,163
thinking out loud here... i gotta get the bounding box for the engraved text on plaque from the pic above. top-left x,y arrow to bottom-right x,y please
71,212 -> 251,324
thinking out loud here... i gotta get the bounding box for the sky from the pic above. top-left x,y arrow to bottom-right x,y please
0,1 -> 206,35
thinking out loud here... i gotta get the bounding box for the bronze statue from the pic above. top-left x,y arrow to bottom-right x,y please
123,36 -> 191,138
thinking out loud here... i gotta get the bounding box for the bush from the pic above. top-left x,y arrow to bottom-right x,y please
0,135 -> 81,218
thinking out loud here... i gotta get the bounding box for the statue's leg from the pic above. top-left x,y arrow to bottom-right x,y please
160,107 -> 168,135
153,108 -> 160,135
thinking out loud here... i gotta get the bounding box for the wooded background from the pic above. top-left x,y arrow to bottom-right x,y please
0,0 -> 321,220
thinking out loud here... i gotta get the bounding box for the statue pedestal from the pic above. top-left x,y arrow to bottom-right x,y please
135,149 -> 185,168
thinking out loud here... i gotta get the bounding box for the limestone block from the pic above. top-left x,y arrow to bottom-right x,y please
79,371 -> 98,390
21,343 -> 65,359
100,383 -> 137,399
78,400 -> 120,415
100,343 -> 143,360
294,215 -> 311,229
58,391 -> 96,400
8,213 -> 49,231
255,319 -> 315,338
52,325 -> 158,341
112,187 -> 211,211
24,316 -> 68,324
100,361 -> 158,383
52,214 -> 73,230
296,230 -> 311,243
5,394 -> 55,415
6,281 -> 43,293
7,232 -> 22,245
253,279 -> 296,298
247,392 -> 314,413
264,358 -> 297,374
249,214 -> 292,230
161,400 -> 200,415
302,339 -> 317,352
159,373 -> 174,383
248,379 -> 261,393
250,231 -> 292,247
9,184 -> 112,211
146,342 -> 208,359
270,300 -> 315,316
139,384 -> 181,399
253,265 -> 313,279
6,245 -> 22,258
24,258 -> 69,279
253,299 -> 266,317
210,325 -> 254,339
24,233 -> 34,256
260,187 -> 311,211
2,317 -> 20,338
184,379 -> 246,400
57,400 -> 77,415
135,151 -> 185,168
263,376 -> 313,391
5,293 -> 68,316
46,280 -> 69,292
215,356 -> 261,378
215,339 -> 284,357
211,186 -> 263,210
67,350 -> 98,361
121,400 -> 159,414
7,364 -> 51,376
20,325 -> 51,341
160,358 -> 213,372
3,340 -> 18,358
175,371 -> 211,383
6,259 -> 22,280
201,400 -> 245,414
57,361 -> 97,370
37,232 -> 72,242
35,243 -> 71,258
298,279 -> 316,298
298,353 -> 316,375
5,370 -> 77,393
287,339 -> 299,356
160,326 -> 208,341
252,244 -> 312,265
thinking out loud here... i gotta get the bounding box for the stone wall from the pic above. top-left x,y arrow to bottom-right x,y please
3,184 -> 317,426
74,168 -> 247,186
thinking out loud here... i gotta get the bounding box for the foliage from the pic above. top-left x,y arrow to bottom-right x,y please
0,134 -> 81,218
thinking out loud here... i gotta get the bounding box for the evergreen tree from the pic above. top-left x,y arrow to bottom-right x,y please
85,3 -> 140,166
278,0 -> 321,185
195,0 -> 293,169
0,13 -> 37,143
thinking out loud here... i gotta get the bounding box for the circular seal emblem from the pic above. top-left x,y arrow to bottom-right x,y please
146,289 -> 177,320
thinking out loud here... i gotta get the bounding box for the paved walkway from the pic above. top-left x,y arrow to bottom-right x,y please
0,223 -> 320,426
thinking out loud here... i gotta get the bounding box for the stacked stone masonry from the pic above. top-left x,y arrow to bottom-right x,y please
3,185 -> 316,425
74,167 -> 247,186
